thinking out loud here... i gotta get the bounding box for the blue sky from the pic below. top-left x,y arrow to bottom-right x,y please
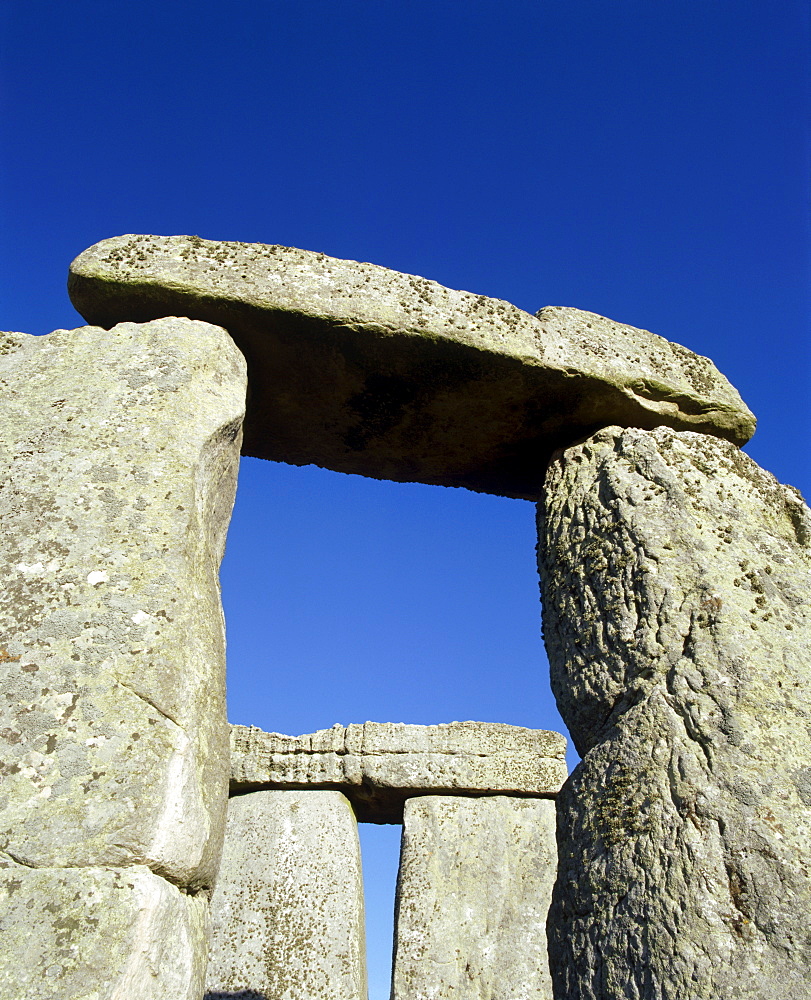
2,3 -> 808,997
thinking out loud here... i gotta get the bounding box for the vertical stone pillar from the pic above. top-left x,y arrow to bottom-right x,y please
538,425 -> 811,999
0,319 -> 246,999
391,795 -> 557,1000
205,790 -> 368,1000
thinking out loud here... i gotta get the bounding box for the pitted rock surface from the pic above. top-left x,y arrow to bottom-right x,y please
537,425 -> 811,999
205,790 -> 367,1000
69,235 -> 754,498
0,319 -> 245,886
391,796 -> 557,1000
229,721 -> 567,823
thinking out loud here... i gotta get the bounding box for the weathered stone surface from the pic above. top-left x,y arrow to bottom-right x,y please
392,795 -> 557,1000
0,318 -> 246,889
230,721 -> 567,822
205,790 -> 367,1000
0,858 -> 209,1000
68,235 -> 755,498
537,425 -> 811,999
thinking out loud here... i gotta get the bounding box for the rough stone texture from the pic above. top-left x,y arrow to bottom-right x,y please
537,425 -> 811,999
205,790 -> 367,1000
230,721 -> 567,822
391,795 -> 557,1000
0,320 -> 246,997
0,859 -> 209,1000
69,235 -> 755,499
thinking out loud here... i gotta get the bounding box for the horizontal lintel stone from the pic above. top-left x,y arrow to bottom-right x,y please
69,235 -> 755,499
229,721 -> 568,823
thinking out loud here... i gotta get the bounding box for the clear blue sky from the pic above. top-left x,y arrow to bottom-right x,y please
2,3 -> 808,997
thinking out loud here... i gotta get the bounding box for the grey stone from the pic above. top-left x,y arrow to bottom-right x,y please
0,320 -> 246,996
205,790 -> 367,1000
229,721 -> 567,822
537,425 -> 811,999
391,795 -> 557,1000
68,235 -> 755,499
0,857 -> 209,1000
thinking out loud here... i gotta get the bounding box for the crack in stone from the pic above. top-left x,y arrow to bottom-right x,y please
116,678 -> 182,728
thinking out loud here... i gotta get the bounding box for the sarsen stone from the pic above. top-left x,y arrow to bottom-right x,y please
538,426 -> 811,999
69,235 -> 755,498
230,720 -> 567,823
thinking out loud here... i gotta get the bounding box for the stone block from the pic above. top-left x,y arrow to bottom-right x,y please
229,721 -> 567,822
391,795 -> 557,1000
0,318 -> 246,886
205,790 -> 367,1000
68,235 -> 754,498
0,858 -> 209,1000
538,425 -> 811,998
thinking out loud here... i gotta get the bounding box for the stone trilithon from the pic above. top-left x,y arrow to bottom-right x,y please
0,235 -> 806,999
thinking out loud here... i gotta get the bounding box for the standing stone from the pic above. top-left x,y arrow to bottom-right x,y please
538,425 -> 811,999
205,790 -> 367,1000
0,320 -> 246,999
0,862 -> 209,1000
392,795 -> 558,1000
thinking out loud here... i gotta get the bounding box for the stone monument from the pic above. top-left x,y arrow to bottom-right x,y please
0,317 -> 246,998
538,425 -> 811,998
0,234 -> 806,999
208,721 -> 566,999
